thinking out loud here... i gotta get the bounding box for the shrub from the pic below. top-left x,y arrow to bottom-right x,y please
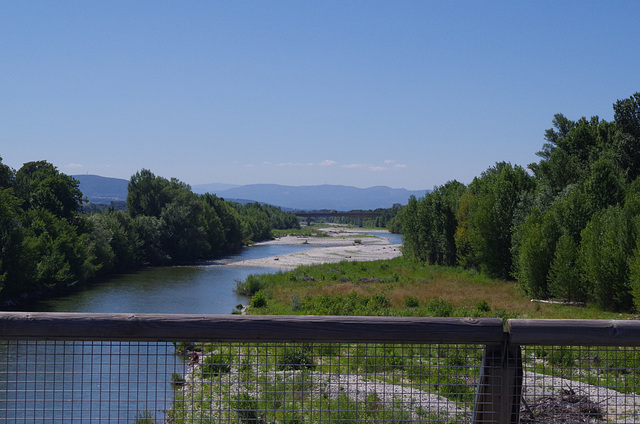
427,298 -> 454,317
134,409 -> 155,424
171,373 -> 185,385
277,349 -> 316,371
476,300 -> 491,312
201,354 -> 231,377
232,393 -> 259,422
405,296 -> 420,308
251,291 -> 267,308
235,274 -> 267,295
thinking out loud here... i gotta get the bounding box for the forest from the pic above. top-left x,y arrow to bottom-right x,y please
0,165 -> 299,301
399,92 -> 640,312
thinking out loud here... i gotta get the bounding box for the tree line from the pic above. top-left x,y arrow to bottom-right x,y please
399,92 -> 640,312
0,164 -> 299,301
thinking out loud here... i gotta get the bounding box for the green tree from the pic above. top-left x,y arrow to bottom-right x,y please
0,188 -> 24,293
513,209 -> 560,297
613,92 -> 640,181
548,233 -> 583,301
202,194 -> 244,252
0,156 -> 14,188
579,205 -> 635,311
14,161 -> 84,221
126,169 -> 172,218
18,208 -> 96,294
466,162 -> 536,279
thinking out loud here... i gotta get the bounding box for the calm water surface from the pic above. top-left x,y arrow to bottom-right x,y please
4,232 -> 402,423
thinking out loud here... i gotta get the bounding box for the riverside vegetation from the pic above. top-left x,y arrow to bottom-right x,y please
167,92 -> 640,423
0,164 -> 300,303
167,255 -> 640,423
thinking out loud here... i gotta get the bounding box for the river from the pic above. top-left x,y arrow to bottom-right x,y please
2,231 -> 402,423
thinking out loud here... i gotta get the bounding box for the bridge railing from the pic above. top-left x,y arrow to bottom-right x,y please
1,313 -> 640,423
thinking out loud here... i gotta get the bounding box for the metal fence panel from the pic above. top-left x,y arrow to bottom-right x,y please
520,345 -> 640,423
0,340 -> 486,423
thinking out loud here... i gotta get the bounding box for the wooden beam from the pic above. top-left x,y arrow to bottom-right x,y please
507,319 -> 640,346
0,312 -> 504,344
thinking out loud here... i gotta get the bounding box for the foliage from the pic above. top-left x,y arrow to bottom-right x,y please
0,160 -> 299,302
201,354 -> 232,377
394,91 -> 640,312
277,349 -> 316,371
250,291 -> 268,308
579,205 -> 636,311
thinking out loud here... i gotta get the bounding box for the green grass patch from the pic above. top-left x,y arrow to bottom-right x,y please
239,257 -> 636,320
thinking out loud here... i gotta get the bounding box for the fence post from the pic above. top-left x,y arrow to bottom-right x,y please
472,340 -> 522,424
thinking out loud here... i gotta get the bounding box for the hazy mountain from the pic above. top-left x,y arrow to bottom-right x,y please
74,175 -> 428,210
191,182 -> 240,192
73,174 -> 129,204
196,184 -> 428,211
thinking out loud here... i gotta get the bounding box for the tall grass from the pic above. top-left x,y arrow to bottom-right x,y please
238,257 -> 631,319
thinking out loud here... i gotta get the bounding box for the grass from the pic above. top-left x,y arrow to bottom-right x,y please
237,256 -> 634,320
169,341 -> 480,423
170,255 -> 640,422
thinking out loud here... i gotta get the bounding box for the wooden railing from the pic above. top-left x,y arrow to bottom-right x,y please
1,313 -> 639,423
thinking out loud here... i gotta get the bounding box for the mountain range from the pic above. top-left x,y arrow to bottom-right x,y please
73,174 -> 428,211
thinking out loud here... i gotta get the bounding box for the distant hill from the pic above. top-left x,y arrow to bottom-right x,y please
74,175 -> 428,211
193,184 -> 428,211
73,174 -> 129,204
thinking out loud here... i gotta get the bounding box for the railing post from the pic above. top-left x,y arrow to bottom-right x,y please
473,339 -> 522,423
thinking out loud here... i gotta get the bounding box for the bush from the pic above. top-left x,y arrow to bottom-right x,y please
201,354 -> 231,377
250,291 -> 267,308
475,300 -> 491,312
232,393 -> 259,422
277,349 -> 316,371
235,274 -> 267,295
405,296 -> 420,308
427,298 -> 454,317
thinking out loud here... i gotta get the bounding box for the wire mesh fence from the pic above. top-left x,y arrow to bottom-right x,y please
0,340 -> 485,423
1,314 -> 640,423
520,345 -> 640,423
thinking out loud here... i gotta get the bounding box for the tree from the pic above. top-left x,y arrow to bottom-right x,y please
466,162 -> 536,279
0,188 -> 24,293
202,194 -> 245,253
548,233 -> 583,301
126,169 -> 172,218
579,206 -> 635,311
613,93 -> 640,181
513,209 -> 560,298
0,156 -> 14,188
14,161 -> 84,221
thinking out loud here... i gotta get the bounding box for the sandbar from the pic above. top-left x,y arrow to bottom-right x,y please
228,228 -> 402,269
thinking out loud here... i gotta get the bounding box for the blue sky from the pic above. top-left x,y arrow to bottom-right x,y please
1,1 -> 639,190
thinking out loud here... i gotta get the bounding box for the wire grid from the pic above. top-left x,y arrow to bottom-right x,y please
0,340 -> 181,423
520,344 -> 640,423
0,340 -> 484,423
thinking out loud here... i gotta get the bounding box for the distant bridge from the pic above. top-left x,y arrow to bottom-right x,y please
294,211 -> 381,227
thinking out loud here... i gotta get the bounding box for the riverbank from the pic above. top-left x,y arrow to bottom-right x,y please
228,228 -> 402,269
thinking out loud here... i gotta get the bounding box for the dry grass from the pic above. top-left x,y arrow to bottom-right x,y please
257,258 -> 635,319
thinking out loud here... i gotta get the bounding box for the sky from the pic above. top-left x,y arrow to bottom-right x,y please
1,1 -> 639,190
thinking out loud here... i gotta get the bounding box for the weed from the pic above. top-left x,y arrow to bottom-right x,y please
232,393 -> 260,422
251,291 -> 267,308
476,300 -> 491,312
277,349 -> 316,371
427,298 -> 454,317
134,409 -> 155,424
405,296 -> 420,308
201,354 -> 232,377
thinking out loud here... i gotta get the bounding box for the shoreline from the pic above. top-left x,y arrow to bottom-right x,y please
228,228 -> 402,269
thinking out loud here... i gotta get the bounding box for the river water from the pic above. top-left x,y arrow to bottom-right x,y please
3,231 -> 402,423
